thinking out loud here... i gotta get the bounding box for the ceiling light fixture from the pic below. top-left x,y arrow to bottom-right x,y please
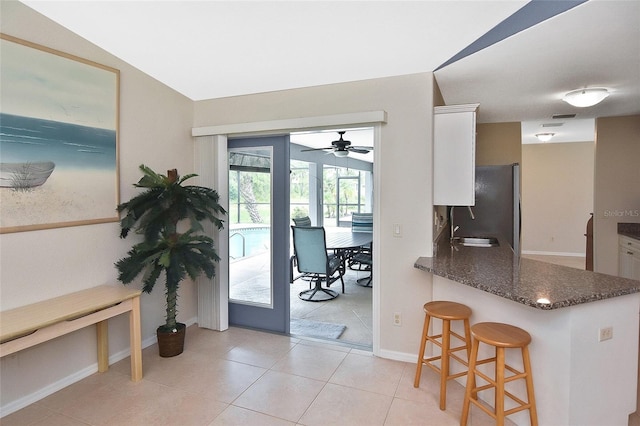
535,133 -> 555,142
562,88 -> 609,108
333,150 -> 349,157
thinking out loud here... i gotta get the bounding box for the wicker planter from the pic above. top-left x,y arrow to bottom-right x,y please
156,322 -> 186,357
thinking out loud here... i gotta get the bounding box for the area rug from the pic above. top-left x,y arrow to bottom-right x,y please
290,318 -> 346,339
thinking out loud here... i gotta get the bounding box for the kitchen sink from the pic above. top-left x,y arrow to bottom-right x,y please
453,236 -> 500,247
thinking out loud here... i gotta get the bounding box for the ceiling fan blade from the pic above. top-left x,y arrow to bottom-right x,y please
301,147 -> 332,152
349,148 -> 371,154
350,146 -> 373,150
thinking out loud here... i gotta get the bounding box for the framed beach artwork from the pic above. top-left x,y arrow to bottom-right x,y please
0,34 -> 120,234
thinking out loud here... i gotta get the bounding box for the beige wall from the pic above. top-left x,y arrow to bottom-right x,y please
0,2 -> 196,410
476,122 -> 522,166
194,73 -> 436,357
521,142 -> 594,255
594,115 -> 640,275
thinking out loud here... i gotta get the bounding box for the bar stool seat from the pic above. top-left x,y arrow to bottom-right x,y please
414,301 -> 472,410
461,322 -> 538,426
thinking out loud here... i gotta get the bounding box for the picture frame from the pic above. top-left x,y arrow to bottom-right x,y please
0,34 -> 120,234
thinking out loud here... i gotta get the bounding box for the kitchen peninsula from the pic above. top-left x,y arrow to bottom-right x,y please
415,235 -> 640,426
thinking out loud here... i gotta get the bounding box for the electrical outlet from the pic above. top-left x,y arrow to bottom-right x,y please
599,326 -> 613,342
393,312 -> 402,326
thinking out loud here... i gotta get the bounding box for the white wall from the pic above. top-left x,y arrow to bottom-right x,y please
193,74 -> 436,358
521,142 -> 594,255
1,2 -> 197,413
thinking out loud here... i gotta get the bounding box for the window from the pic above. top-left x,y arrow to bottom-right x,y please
290,159 -> 311,220
323,165 -> 370,227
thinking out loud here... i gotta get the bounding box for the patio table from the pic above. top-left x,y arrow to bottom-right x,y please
324,228 -> 372,251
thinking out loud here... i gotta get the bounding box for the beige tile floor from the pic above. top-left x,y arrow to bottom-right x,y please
3,326 -> 510,426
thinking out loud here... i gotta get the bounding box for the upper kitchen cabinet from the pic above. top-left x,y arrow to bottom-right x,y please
433,103 -> 479,206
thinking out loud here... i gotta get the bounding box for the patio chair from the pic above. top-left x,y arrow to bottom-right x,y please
292,216 -> 312,226
351,212 -> 373,233
349,213 -> 373,271
290,216 -> 312,283
291,226 -> 345,301
352,251 -> 372,287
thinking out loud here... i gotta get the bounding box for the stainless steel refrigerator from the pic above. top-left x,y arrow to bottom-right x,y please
452,163 -> 520,254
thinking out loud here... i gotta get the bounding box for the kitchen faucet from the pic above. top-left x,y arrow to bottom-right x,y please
450,206 -> 475,243
449,206 -> 457,243
467,205 -> 475,220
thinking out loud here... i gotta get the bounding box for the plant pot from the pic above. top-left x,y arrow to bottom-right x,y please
156,322 -> 186,357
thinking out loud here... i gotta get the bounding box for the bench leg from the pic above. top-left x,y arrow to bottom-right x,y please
129,295 -> 143,381
96,320 -> 109,373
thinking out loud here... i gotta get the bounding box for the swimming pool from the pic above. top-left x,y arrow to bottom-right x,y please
229,225 -> 270,259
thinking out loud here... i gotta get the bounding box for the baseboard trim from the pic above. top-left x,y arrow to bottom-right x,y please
377,348 -> 416,364
521,250 -> 585,257
1,316 -> 197,418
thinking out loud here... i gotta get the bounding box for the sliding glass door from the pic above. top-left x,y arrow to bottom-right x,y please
227,136 -> 290,333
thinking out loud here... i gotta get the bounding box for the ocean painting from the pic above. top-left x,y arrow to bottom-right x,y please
0,34 -> 119,233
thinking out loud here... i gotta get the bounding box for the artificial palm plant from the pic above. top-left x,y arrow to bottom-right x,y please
116,165 -> 225,356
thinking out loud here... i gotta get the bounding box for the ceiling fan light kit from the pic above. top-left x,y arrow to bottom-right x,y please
333,150 -> 349,157
562,88 -> 609,108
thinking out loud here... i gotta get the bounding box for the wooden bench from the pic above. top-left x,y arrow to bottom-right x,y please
0,285 -> 143,381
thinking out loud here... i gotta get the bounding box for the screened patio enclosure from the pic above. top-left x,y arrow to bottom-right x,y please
228,129 -> 374,343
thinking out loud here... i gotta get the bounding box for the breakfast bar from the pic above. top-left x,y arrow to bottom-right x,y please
415,235 -> 640,426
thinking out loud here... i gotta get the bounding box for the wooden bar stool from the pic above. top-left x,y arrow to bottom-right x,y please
461,322 -> 538,426
414,301 -> 472,410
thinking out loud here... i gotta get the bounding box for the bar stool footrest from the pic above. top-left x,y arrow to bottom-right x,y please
468,398 -> 497,420
423,358 -> 469,380
505,403 -> 534,416
468,385 -> 531,412
505,391 -> 529,408
449,352 -> 469,366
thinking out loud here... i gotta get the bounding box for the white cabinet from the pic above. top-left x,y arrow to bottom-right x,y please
433,103 -> 479,206
619,235 -> 640,280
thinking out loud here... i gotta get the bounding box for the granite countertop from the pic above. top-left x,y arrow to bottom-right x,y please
618,222 -> 640,240
415,233 -> 640,310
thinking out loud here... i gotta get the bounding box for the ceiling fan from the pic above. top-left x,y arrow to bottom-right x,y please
302,131 -> 373,157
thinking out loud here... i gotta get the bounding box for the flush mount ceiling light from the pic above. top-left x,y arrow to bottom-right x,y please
562,88 -> 609,108
535,133 -> 555,142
